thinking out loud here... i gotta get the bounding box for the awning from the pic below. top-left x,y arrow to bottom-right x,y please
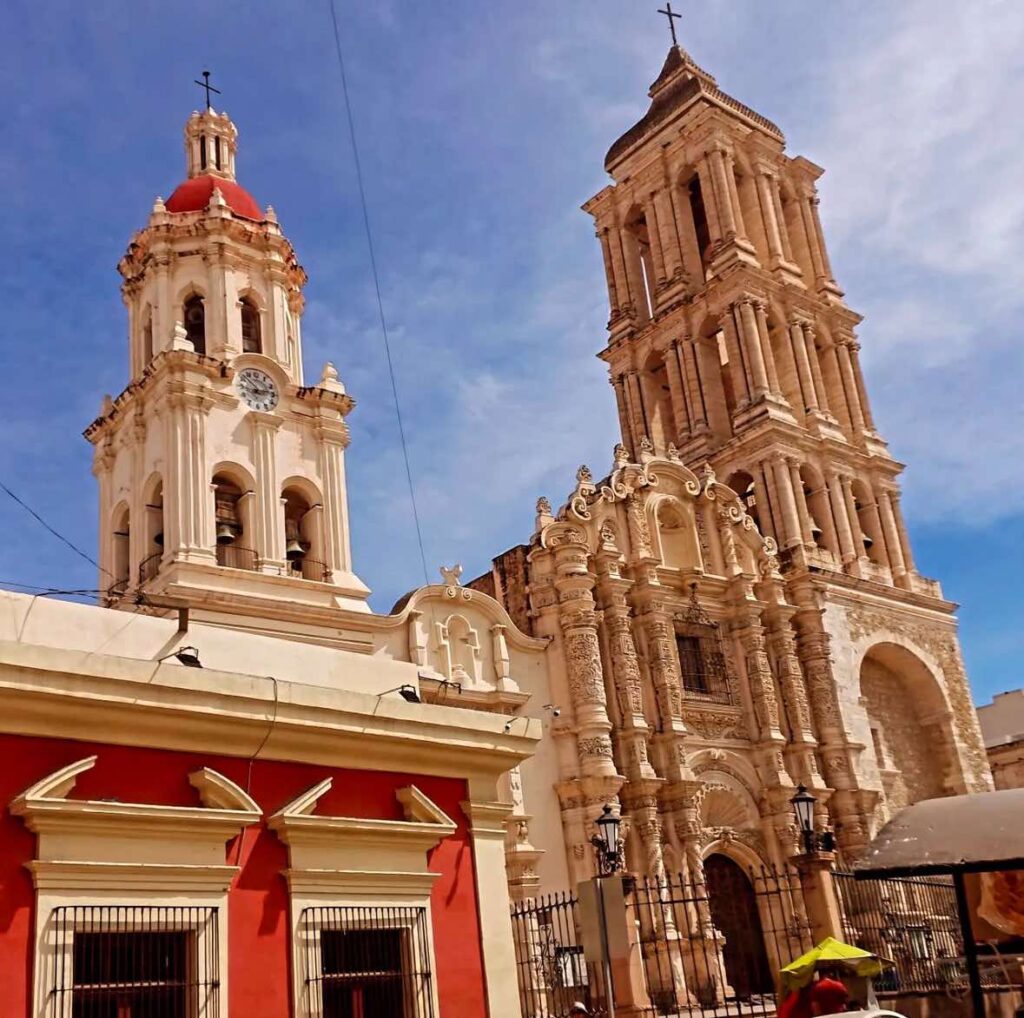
853,789 -> 1024,878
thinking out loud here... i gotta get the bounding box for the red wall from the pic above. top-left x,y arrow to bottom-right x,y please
0,732 -> 488,1017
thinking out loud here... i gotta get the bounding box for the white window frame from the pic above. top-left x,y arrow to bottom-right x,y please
10,757 -> 260,1018
269,780 -> 456,1018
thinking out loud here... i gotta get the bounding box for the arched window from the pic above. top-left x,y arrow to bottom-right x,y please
687,175 -> 712,277
212,472 -> 256,570
240,298 -> 261,354
282,484 -> 327,581
623,207 -> 656,320
141,477 -> 164,584
799,464 -> 835,555
110,505 -> 130,600
183,295 -> 206,355
853,479 -> 886,566
641,353 -> 674,450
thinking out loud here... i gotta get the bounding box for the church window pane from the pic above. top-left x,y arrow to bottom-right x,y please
240,298 -> 261,354
184,295 -> 206,355
199,135 -> 207,171
214,135 -> 222,171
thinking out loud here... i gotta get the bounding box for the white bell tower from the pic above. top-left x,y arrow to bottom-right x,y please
86,104 -> 372,643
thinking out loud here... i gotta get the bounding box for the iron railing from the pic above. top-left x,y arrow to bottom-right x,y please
48,905 -> 219,1018
288,556 -> 332,582
510,889 -> 608,1018
215,544 -> 259,571
631,864 -> 813,1016
138,551 -> 162,585
104,578 -> 129,603
299,905 -> 435,1018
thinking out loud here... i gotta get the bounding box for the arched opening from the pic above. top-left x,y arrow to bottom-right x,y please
110,504 -> 130,598
799,464 -> 835,555
656,500 -> 698,571
445,615 -> 481,688
704,855 -> 773,998
240,296 -> 262,354
623,206 -> 656,320
642,353 -> 674,450
281,484 -> 327,581
860,643 -> 956,821
212,470 -> 256,570
183,294 -> 206,355
141,476 -> 164,584
852,479 -> 886,566
726,470 -> 760,532
141,306 -> 154,366
686,174 -> 713,278
694,314 -> 735,445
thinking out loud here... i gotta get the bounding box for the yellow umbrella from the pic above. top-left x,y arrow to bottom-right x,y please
781,937 -> 894,991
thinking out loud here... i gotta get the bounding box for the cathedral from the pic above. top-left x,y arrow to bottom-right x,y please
0,24 -> 995,1018
472,38 -> 992,894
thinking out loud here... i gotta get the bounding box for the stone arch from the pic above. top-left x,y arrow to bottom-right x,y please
693,310 -> 735,445
798,462 -> 838,556
441,613 -> 483,689
140,472 -> 164,579
641,350 -> 675,451
649,494 -> 700,571
238,290 -> 263,354
676,166 -> 713,280
211,462 -> 257,567
622,203 -> 656,320
280,476 -> 327,581
109,501 -> 131,594
858,641 -> 958,820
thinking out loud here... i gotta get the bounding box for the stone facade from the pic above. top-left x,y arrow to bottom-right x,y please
476,38 -> 991,890
978,690 -> 1024,791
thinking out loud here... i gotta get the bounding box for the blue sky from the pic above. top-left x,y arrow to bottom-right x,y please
1,1 -> 1021,706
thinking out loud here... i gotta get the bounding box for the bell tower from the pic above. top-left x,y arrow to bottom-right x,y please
86,105 -> 372,643
582,37 -> 991,853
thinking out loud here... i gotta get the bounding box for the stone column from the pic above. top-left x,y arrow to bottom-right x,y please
93,440 -> 115,590
249,412 -> 284,571
696,157 -> 724,244
205,246 -> 231,358
771,180 -> 796,263
798,191 -> 828,284
789,459 -> 815,547
754,300 -> 781,397
755,171 -> 782,260
681,338 -> 710,433
771,455 -> 802,549
732,606 -> 785,743
643,195 -> 668,288
738,298 -> 770,398
789,320 -> 818,412
627,372 -> 650,445
709,147 -> 738,238
808,195 -> 837,283
889,491 -> 916,574
795,854 -> 845,943
612,376 -> 635,455
877,490 -> 907,581
847,340 -> 877,431
826,472 -> 857,566
620,226 -> 651,322
836,340 -> 867,434
723,305 -> 752,408
663,341 -> 690,440
598,228 -> 621,314
554,542 -> 617,777
641,609 -> 686,740
752,462 -> 779,545
316,420 -> 354,575
608,224 -> 635,324
840,476 -> 865,560
653,186 -> 684,280
803,323 -> 831,414
153,255 -> 172,357
723,151 -> 747,239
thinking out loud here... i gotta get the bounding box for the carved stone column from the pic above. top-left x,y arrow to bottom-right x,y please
681,338 -> 710,433
754,299 -> 782,397
836,339 -> 867,434
641,608 -> 686,740
166,387 -> 215,561
249,411 -> 284,571
722,305 -> 752,409
803,323 -> 832,415
553,540 -> 617,778
846,340 -> 877,431
737,298 -> 770,398
877,489 -> 907,582
315,419 -> 354,575
730,602 -> 785,745
771,454 -> 802,549
597,227 -> 621,316
826,471 -> 858,568
789,458 -> 815,547
789,318 -> 818,413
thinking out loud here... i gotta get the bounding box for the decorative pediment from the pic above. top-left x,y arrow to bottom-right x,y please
10,757 -> 261,892
268,779 -> 457,896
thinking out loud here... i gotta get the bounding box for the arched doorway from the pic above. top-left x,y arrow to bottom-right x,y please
704,855 -> 773,999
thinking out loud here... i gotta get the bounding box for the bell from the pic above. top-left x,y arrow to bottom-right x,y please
153,531 -> 164,547
862,532 -> 874,550
286,537 -> 306,561
809,522 -> 824,546
216,522 -> 237,545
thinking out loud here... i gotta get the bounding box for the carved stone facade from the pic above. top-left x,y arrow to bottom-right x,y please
476,36 -> 991,891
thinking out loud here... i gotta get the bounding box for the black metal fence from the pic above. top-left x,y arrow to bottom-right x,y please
510,889 -> 609,1018
48,905 -> 220,1018
631,864 -> 814,1017
299,905 -> 435,1018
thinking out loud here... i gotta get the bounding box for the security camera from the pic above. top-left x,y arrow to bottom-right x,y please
551,708 -> 561,718
542,704 -> 561,718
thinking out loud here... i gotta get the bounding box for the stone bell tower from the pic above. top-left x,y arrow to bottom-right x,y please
582,38 -> 991,852
85,105 -> 372,646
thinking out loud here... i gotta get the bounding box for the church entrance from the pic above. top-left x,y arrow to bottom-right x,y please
704,854 -> 774,999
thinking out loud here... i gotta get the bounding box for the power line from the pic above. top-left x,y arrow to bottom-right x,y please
326,0 -> 431,587
0,479 -> 110,576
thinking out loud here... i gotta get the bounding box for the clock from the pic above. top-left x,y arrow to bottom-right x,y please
236,368 -> 279,412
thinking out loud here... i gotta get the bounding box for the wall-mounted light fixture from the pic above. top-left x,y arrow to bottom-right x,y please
158,646 -> 203,668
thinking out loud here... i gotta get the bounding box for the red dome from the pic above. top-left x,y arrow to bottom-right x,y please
165,174 -> 263,220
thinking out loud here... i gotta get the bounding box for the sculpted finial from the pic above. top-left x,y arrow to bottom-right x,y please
576,464 -> 593,485
536,496 -> 552,515
439,564 -> 463,587
612,443 -> 630,469
318,361 -> 345,393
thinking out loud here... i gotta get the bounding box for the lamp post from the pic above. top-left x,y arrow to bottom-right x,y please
590,804 -> 623,876
790,785 -> 835,855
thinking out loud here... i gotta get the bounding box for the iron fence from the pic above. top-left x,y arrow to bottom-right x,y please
48,904 -> 219,1018
510,889 -> 609,1018
299,905 -> 435,1018
215,544 -> 259,571
631,863 -> 813,1017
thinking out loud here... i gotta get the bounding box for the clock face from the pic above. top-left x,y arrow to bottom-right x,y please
236,368 -> 279,412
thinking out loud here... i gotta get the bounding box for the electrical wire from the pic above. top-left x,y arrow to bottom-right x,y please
326,0 -> 431,587
0,479 -> 109,576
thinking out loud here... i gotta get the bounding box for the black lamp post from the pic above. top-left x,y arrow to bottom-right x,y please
790,784 -> 835,855
590,804 -> 623,876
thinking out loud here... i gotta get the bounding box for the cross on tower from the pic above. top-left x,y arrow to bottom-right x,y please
657,3 -> 682,46
193,70 -> 221,111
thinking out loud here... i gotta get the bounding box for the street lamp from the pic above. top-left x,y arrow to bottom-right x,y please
590,804 -> 623,875
790,784 -> 835,855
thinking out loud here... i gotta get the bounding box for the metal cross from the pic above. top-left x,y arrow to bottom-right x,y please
657,2 -> 682,46
193,70 -> 221,110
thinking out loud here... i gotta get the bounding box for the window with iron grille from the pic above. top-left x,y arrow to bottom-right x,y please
301,906 -> 435,1018
49,905 -> 220,1018
674,588 -> 733,705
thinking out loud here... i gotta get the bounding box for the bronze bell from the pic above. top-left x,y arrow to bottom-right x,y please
286,537 -> 306,561
153,531 -> 164,547
216,522 -> 237,545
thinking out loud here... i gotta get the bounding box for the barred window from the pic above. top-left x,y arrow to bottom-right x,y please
301,906 -> 435,1018
674,588 -> 733,705
50,905 -> 219,1018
